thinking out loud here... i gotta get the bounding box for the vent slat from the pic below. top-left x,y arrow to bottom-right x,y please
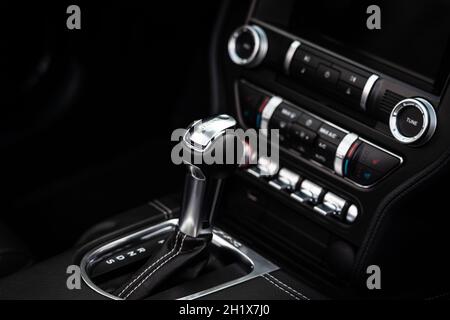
379,90 -> 405,115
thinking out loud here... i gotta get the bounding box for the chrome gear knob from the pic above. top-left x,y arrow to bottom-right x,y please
178,114 -> 248,237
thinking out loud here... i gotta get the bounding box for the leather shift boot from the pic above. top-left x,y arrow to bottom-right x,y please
115,229 -> 211,300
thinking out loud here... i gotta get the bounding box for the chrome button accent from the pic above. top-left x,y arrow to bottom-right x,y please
258,156 -> 280,177
360,74 -> 379,111
291,180 -> 323,204
314,192 -> 347,216
284,40 -> 301,75
269,168 -> 300,191
260,96 -> 283,132
247,156 -> 280,178
346,204 -> 359,223
334,133 -> 359,176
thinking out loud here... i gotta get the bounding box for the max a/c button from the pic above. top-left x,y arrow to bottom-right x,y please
317,124 -> 346,145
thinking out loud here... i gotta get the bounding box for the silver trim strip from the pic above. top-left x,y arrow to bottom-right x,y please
284,40 -> 301,75
360,74 -> 379,111
148,201 -> 169,219
80,219 -> 278,300
228,25 -> 268,68
260,96 -> 283,133
334,133 -> 359,176
389,98 -> 437,145
245,0 -> 258,23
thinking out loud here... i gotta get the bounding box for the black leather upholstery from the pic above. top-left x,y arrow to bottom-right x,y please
0,222 -> 32,277
200,270 -> 326,300
115,229 -> 212,300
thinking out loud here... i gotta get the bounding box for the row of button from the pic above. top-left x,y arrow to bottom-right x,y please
289,46 -> 370,108
239,81 -> 402,187
268,102 -> 347,170
247,158 -> 358,224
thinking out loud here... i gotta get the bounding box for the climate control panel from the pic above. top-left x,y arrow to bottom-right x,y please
238,81 -> 402,187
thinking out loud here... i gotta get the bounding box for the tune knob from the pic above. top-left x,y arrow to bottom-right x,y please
228,25 -> 268,68
389,98 -> 437,145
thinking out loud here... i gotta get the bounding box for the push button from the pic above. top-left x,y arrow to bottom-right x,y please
317,124 -> 346,145
269,115 -> 289,143
297,113 -> 322,131
396,106 -> 424,138
235,30 -> 255,60
290,61 -> 315,80
247,156 -> 280,179
317,64 -> 340,86
269,168 -> 301,191
289,124 -> 317,146
314,192 -> 347,217
291,180 -> 323,205
339,69 -> 367,89
337,81 -> 362,105
270,103 -> 301,143
273,103 -> 302,122
294,50 -> 321,68
313,139 -> 337,168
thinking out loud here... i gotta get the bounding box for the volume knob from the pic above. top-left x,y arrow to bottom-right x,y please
228,25 -> 268,68
389,98 -> 437,145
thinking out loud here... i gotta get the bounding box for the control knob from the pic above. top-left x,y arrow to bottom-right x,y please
389,98 -> 437,145
228,25 -> 268,68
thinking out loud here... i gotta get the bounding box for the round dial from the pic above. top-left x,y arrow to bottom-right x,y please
389,98 -> 437,145
228,25 -> 268,68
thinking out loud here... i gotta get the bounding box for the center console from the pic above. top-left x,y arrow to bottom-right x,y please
2,0 -> 450,300
61,0 -> 450,299
212,0 -> 450,296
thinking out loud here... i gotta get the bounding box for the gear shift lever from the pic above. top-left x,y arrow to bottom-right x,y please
115,115 -> 248,299
179,114 -> 244,238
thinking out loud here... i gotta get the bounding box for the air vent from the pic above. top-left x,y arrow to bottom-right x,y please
378,90 -> 405,119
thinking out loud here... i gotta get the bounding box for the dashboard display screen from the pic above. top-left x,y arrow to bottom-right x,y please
287,0 -> 450,90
